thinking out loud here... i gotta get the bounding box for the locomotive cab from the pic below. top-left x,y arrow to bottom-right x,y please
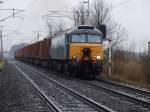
67,26 -> 104,78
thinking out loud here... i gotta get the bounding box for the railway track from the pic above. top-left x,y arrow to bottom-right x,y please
81,80 -> 150,107
15,65 -> 61,112
15,62 -> 113,112
96,79 -> 150,98
15,61 -> 149,112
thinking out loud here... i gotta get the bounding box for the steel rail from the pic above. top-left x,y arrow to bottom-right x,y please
80,80 -> 150,107
20,62 -> 115,112
15,65 -> 61,112
96,79 -> 150,95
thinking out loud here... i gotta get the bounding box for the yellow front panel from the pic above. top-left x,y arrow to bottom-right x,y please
69,43 -> 103,60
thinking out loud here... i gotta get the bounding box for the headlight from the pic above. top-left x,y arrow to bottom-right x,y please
77,54 -> 80,58
96,56 -> 101,60
72,55 -> 76,59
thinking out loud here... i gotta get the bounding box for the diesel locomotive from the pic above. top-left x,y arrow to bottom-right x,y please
15,25 -> 106,78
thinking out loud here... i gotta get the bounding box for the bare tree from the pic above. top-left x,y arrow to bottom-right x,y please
47,19 -> 66,37
90,0 -> 128,48
47,21 -> 53,37
141,53 -> 150,83
73,3 -> 87,26
73,0 -> 127,48
111,25 -> 128,49
53,21 -> 65,35
90,0 -> 117,36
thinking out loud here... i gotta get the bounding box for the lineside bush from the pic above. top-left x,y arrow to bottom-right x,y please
0,59 -> 4,71
141,55 -> 150,84
103,49 -> 150,88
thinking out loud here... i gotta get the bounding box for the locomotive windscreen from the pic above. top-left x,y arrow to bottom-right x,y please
71,34 -> 102,43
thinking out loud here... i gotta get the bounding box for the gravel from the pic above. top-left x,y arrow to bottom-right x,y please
0,61 -> 51,112
19,61 -> 150,112
18,64 -> 101,112
87,80 -> 150,103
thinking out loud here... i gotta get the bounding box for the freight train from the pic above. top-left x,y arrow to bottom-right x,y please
15,25 -> 106,78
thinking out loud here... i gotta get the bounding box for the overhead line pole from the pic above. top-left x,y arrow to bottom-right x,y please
32,31 -> 47,42
0,26 -> 4,59
83,0 -> 90,24
0,1 -> 3,57
108,40 -> 112,76
88,0 -> 89,16
84,0 -> 90,16
13,8 -> 15,18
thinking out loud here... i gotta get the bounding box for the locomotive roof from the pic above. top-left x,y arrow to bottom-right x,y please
50,25 -> 103,39
67,25 -> 102,35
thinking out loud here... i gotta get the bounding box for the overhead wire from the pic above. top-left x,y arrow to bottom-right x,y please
45,0 -> 82,18
71,0 -> 134,24
15,0 -> 134,38
43,0 -> 83,29
24,0 -> 38,16
0,0 -> 35,40
0,10 -> 23,22
16,0 -> 38,35
59,0 -> 82,11
111,0 -> 134,8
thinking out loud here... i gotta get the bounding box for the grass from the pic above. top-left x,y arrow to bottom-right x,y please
102,74 -> 150,90
102,58 -> 150,90
0,59 -> 4,71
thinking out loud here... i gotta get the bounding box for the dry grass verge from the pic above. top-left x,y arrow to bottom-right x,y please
102,50 -> 150,90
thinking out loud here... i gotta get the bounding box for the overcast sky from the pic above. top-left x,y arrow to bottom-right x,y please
0,0 -> 150,52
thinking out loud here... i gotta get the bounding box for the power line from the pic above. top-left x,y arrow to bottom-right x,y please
58,0 -> 82,12
0,10 -> 24,22
42,0 -> 83,19
112,0 -> 134,8
15,0 -> 38,33
0,8 -> 24,11
43,0 -> 90,26
23,0 -> 38,17
24,0 -> 35,10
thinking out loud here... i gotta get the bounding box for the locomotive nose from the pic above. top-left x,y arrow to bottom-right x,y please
83,48 -> 91,58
